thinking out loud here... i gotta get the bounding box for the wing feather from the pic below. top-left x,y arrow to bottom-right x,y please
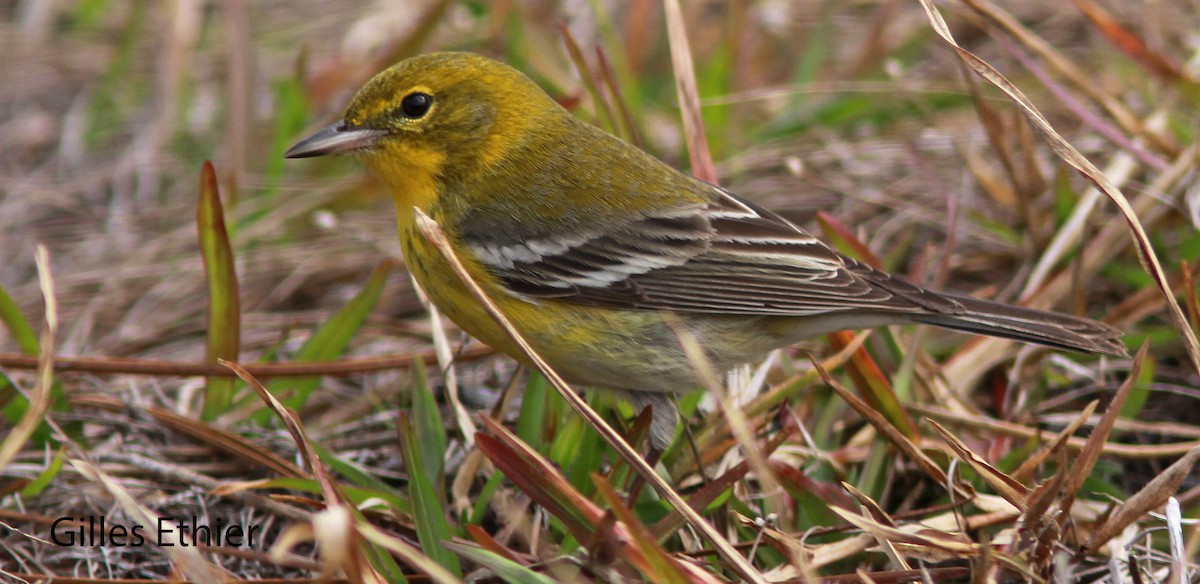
464,185 -> 952,316
458,183 -> 1126,356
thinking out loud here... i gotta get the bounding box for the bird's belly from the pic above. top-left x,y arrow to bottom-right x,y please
411,270 -> 794,391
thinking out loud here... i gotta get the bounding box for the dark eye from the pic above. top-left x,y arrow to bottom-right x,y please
399,92 -> 433,119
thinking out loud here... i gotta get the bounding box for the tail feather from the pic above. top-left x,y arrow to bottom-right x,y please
909,292 -> 1127,357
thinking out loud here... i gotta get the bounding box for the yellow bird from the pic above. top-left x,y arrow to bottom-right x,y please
287,52 -> 1125,450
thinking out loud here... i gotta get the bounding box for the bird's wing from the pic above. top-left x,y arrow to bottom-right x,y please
466,186 -> 966,317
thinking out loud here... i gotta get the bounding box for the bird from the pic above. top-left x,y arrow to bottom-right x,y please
285,52 -> 1126,451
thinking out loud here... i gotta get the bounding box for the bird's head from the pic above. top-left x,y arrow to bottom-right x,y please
286,52 -> 561,195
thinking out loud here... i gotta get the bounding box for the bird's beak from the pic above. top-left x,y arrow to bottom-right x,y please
284,122 -> 388,158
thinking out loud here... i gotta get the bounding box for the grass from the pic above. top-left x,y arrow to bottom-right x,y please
2,1 -> 1199,582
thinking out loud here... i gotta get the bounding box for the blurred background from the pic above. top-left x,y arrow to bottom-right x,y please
7,0 -> 1177,361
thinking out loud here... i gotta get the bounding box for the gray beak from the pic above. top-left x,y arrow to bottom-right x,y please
284,122 -> 388,158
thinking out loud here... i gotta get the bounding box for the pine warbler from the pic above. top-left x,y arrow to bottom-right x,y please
286,52 -> 1126,449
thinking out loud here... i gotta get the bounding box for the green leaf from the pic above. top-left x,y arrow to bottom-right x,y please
0,275 -> 71,444
308,443 -> 410,512
789,5 -> 833,87
0,283 -> 38,355
559,395 -> 607,495
398,412 -> 461,576
261,76 -> 310,201
253,261 -> 392,423
469,471 -> 505,525
0,281 -> 40,427
21,447 -> 67,498
443,542 -> 557,584
410,359 -> 447,493
362,538 -> 410,584
995,435 -> 1041,475
70,0 -> 112,29
259,476 -> 409,513
516,371 -> 550,449
1118,355 -> 1154,420
197,161 -> 241,419
856,439 -> 891,501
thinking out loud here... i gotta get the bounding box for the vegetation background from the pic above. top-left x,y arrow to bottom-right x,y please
1,0 -> 1198,582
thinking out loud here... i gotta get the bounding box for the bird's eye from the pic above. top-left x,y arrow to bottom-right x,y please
398,92 -> 433,119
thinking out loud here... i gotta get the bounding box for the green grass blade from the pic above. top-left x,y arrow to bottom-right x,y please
362,537 -> 411,584
444,542 -> 557,584
515,372 -> 551,449
0,280 -> 41,426
1118,354 -> 1154,420
197,161 -> 241,420
399,412 -> 461,576
410,358 -> 447,493
20,446 -> 67,498
253,261 -> 392,423
254,476 -> 409,513
261,76 -> 309,201
308,443 -> 410,511
0,283 -> 38,355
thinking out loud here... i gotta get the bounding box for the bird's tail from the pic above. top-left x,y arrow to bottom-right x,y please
909,292 -> 1128,357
